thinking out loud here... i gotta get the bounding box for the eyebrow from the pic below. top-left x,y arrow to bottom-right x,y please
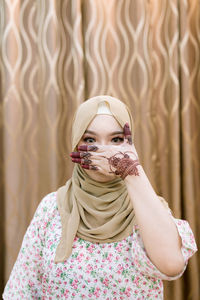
84,130 -> 124,136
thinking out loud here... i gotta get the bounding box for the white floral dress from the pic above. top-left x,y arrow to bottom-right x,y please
3,192 -> 197,300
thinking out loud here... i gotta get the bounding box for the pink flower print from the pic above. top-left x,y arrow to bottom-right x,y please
107,253 -> 113,262
116,245 -> 122,253
47,285 -> 52,294
126,257 -> 129,262
125,291 -> 131,297
125,287 -> 131,294
87,244 -> 95,253
72,279 -> 78,289
86,264 -> 93,273
28,280 -> 34,288
103,277 -> 109,287
117,264 -> 124,274
133,276 -> 140,287
94,287 -> 100,298
63,290 -> 69,297
77,255 -> 83,263
56,268 -> 62,278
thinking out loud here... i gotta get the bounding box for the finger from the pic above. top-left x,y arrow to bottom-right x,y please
78,145 -> 98,152
81,164 -> 98,170
124,123 -> 132,145
71,158 -> 92,164
70,152 -> 91,158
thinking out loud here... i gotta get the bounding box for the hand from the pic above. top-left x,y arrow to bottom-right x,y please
70,123 -> 140,180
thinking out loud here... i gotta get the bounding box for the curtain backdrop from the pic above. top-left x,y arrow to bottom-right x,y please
0,0 -> 199,299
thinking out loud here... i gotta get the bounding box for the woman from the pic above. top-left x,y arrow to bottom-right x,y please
3,95 -> 197,299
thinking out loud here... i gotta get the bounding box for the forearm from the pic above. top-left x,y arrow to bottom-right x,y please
125,166 -> 184,276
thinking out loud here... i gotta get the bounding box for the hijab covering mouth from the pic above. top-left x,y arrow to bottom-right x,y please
55,95 -> 136,263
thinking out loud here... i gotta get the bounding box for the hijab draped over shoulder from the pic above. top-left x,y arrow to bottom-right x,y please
55,95 -> 136,263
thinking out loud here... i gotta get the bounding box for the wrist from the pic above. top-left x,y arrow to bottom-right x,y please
124,165 -> 146,184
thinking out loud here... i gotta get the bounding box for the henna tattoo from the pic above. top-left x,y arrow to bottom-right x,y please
81,164 -> 98,170
71,158 -> 81,163
106,151 -> 140,179
71,158 -> 92,164
124,123 -> 132,145
83,158 -> 92,164
78,145 -> 98,152
70,152 -> 91,158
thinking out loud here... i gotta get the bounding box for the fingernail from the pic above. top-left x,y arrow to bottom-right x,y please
78,145 -> 89,151
81,164 -> 90,169
70,152 -> 80,158
78,145 -> 98,152
72,158 -> 81,163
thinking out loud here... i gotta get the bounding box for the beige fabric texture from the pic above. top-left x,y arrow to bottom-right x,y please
0,1 -> 199,299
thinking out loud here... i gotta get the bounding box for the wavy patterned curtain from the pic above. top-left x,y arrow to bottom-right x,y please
0,0 -> 199,299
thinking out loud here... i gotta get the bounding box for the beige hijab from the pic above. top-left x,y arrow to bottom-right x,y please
55,96 -> 136,263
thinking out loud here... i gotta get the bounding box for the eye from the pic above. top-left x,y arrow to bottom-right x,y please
83,137 -> 96,143
111,137 -> 124,143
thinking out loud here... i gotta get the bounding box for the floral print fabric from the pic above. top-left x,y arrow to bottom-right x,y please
3,192 -> 197,299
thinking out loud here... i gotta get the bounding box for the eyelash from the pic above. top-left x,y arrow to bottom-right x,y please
83,137 -> 124,143
83,137 -> 95,143
112,137 -> 124,143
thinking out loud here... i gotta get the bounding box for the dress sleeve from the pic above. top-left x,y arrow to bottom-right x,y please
3,192 -> 56,300
131,217 -> 197,281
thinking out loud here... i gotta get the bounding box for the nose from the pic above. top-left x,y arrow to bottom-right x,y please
96,140 -> 108,146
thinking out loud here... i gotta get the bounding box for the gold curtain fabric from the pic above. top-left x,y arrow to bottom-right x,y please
0,0 -> 199,299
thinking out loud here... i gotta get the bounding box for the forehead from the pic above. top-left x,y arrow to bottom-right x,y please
86,115 -> 122,132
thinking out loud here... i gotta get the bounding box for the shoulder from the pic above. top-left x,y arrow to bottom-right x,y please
33,191 -> 58,222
